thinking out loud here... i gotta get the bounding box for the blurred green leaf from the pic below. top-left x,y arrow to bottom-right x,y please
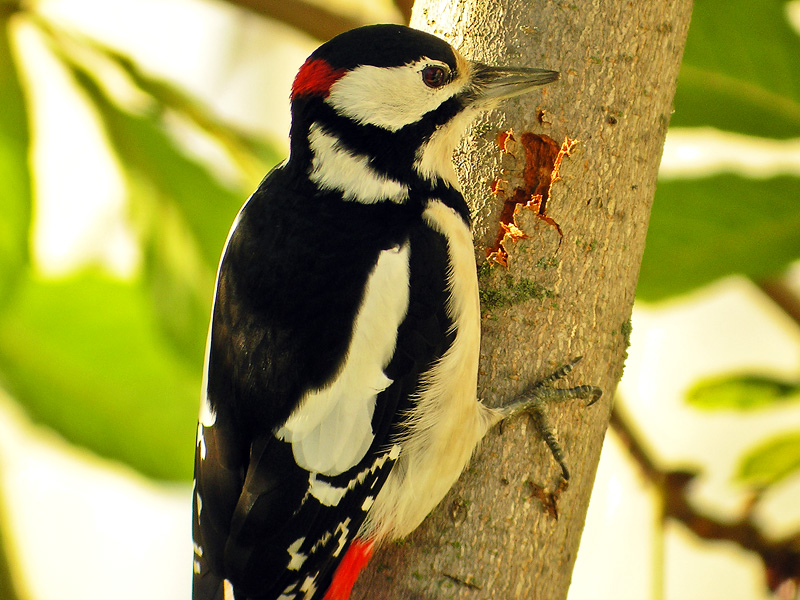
65,60 -> 243,271
687,373 -> 800,410
638,175 -> 800,301
736,431 -> 800,488
672,0 -> 800,138
0,11 -> 32,309
92,41 -> 283,186
73,65 -> 227,362
39,38 -> 246,362
32,17 -> 283,186
135,177 -> 214,364
0,273 -> 199,481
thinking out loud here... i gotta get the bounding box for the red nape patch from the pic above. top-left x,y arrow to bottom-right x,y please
291,58 -> 346,99
321,538 -> 374,600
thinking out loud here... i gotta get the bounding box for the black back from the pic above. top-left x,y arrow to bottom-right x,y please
193,167 -> 468,599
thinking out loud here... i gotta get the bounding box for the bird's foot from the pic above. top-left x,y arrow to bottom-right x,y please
497,356 -> 601,481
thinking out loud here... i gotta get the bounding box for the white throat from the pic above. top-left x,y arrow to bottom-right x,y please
413,108 -> 477,188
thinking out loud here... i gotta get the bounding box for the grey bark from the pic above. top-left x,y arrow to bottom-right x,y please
353,0 -> 692,599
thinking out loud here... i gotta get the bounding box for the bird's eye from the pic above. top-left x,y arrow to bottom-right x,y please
422,65 -> 448,88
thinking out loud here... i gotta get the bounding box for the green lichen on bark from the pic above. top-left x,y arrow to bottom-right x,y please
477,261 -> 556,312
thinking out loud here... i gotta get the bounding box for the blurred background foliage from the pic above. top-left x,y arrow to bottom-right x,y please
0,0 -> 799,598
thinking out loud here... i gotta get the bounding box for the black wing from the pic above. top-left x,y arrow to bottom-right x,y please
192,169 -> 455,599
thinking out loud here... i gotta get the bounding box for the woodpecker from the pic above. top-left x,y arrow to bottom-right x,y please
193,24 -> 600,600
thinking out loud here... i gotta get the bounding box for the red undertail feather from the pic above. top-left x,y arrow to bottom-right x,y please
321,538 -> 375,600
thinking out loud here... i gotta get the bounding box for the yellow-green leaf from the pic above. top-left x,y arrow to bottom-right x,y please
736,431 -> 800,488
687,374 -> 800,410
672,0 -> 800,138
0,10 -> 32,307
0,273 -> 199,481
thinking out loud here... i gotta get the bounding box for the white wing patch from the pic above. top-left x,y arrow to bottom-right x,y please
197,424 -> 207,460
332,518 -> 352,557
277,582 -> 298,600
306,444 -> 401,507
299,575 -> 318,598
308,123 -> 409,204
308,473 -> 349,507
287,537 -> 308,571
277,245 -> 410,476
223,579 -> 235,600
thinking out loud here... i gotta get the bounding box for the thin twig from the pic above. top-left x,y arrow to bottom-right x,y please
758,276 -> 800,330
610,404 -> 800,592
442,572 -> 482,590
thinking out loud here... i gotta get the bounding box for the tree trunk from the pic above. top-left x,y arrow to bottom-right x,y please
353,1 -> 692,599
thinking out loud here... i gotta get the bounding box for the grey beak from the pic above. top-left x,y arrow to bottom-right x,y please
470,63 -> 559,103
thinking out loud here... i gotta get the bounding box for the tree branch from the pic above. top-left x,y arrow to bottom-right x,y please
610,405 -> 800,594
392,0 -> 414,24
219,0 -> 365,41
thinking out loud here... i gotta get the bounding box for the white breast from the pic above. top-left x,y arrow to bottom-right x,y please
363,200 -> 497,542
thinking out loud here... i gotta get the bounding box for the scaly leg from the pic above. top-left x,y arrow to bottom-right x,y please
496,357 -> 601,481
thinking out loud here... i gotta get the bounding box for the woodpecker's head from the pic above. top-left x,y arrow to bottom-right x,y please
288,24 -> 558,199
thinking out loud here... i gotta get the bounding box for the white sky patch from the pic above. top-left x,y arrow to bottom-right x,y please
15,21 -> 139,279
0,392 -> 191,600
659,128 -> 800,179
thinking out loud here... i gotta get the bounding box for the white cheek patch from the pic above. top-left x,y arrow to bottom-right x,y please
412,46 -> 477,185
326,59 -> 463,132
